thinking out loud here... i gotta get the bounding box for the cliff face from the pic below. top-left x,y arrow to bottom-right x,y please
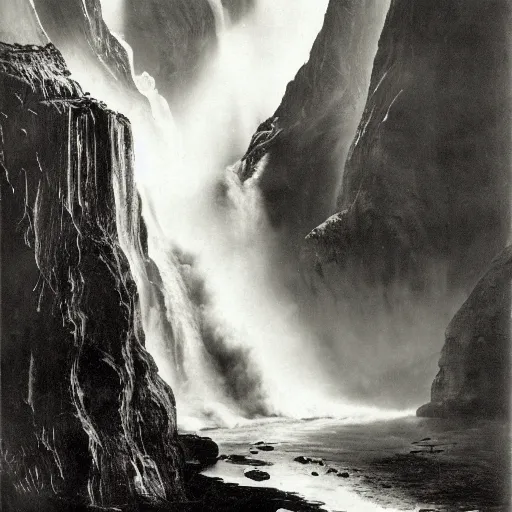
236,0 -> 388,244
31,0 -> 142,107
307,0 -> 511,294
124,0 -> 218,108
0,43 -> 183,509
417,247 -> 512,418
124,0 -> 259,109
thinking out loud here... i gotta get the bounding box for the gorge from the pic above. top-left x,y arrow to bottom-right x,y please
1,1 -> 510,511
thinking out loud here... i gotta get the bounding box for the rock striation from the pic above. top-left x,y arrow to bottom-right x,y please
0,42 -> 184,509
417,246 -> 512,418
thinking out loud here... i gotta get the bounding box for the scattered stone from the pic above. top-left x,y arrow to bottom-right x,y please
339,472 -> 350,478
311,472 -> 319,476
218,454 -> 228,460
318,460 -> 324,466
327,468 -> 338,474
258,445 -> 275,452
250,449 -> 259,455
253,441 -> 265,445
294,456 -> 311,464
226,454 -> 272,467
244,468 -> 270,482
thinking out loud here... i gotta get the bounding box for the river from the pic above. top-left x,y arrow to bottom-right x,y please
200,416 -> 510,511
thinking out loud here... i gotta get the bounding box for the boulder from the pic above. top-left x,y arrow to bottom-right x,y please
179,434 -> 219,470
244,469 -> 271,482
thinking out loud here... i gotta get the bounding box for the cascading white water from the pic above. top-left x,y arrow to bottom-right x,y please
96,0 -> 409,428
112,0 -> 339,425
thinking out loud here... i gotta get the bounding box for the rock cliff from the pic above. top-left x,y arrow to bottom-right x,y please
417,246 -> 512,418
307,0 -> 511,295
0,42 -> 184,509
124,0 -> 218,108
124,0 -> 258,109
236,0 -> 388,244
31,0 -> 143,111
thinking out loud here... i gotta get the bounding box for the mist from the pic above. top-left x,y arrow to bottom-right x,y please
50,0 -> 413,428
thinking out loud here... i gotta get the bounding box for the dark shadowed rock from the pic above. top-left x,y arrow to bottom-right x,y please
186,474 -> 324,511
307,0 -> 511,296
32,0 -> 140,98
294,456 -> 311,464
0,42 -> 184,509
244,469 -> 270,482
179,434 -> 219,469
417,246 -> 512,418
225,455 -> 272,467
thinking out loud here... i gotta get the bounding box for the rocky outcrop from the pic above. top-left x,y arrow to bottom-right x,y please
236,0 -> 388,244
179,434 -> 219,472
0,43 -> 183,509
417,246 -> 512,418
307,0 -> 511,294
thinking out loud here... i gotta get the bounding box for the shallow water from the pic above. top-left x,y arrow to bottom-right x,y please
201,416 -> 510,511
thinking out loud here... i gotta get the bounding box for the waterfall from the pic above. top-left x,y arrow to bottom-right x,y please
110,0 -> 342,426
96,0 -> 406,427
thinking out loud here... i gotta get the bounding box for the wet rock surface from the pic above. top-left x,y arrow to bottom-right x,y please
224,455 -> 273,467
180,434 -> 220,466
185,474 -> 324,512
0,42 -> 184,509
243,469 -> 271,482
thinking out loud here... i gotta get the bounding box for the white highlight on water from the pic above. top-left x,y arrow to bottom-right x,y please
97,0 -> 407,428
